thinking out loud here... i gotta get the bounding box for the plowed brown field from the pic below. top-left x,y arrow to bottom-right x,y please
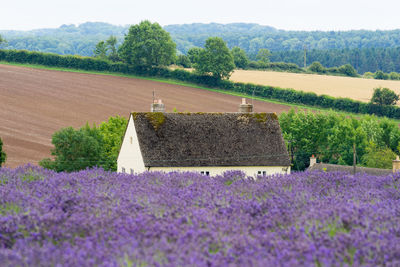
0,64 -> 291,168
230,70 -> 400,103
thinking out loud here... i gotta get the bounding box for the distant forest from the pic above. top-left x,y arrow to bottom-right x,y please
1,22 -> 400,73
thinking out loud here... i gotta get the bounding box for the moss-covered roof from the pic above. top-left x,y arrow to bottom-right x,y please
131,112 -> 290,167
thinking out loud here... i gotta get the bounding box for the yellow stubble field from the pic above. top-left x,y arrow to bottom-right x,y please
230,70 -> 400,103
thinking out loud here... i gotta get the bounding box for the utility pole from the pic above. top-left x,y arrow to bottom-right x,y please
303,45 -> 307,69
353,143 -> 357,175
252,88 -> 255,112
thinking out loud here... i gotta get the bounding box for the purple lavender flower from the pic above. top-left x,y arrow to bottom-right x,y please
0,166 -> 399,266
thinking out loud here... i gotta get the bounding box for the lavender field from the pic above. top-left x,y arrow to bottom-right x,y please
1,166 -> 400,266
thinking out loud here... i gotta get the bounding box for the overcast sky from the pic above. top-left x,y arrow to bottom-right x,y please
1,0 -> 399,31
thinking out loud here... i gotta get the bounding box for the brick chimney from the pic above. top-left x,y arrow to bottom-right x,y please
393,155 -> 400,173
310,155 -> 317,167
151,99 -> 165,112
238,98 -> 253,113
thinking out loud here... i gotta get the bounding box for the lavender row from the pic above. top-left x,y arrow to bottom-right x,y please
1,165 -> 400,266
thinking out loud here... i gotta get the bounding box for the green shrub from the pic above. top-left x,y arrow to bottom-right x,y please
0,137 -> 6,167
389,72 -> 400,80
308,62 -> 326,73
374,70 -> 389,80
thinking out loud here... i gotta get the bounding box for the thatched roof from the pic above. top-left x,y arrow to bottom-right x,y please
131,112 -> 290,167
308,163 -> 392,176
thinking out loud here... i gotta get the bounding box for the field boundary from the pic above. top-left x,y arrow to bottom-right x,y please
0,61 -> 314,109
1,48 -> 400,119
4,61 -> 400,123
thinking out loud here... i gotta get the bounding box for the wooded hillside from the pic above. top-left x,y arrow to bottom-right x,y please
2,22 -> 400,73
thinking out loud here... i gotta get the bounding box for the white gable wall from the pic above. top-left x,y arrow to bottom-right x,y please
117,114 -> 146,174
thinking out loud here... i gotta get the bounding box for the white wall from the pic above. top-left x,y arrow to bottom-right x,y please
149,166 -> 290,177
117,114 -> 146,174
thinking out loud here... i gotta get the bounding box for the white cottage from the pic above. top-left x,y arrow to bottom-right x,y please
117,100 -> 291,176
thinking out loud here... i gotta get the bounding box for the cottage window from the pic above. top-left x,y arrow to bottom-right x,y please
258,171 -> 262,175
122,167 -> 126,173
263,171 -> 266,176
200,171 -> 210,176
206,171 -> 210,176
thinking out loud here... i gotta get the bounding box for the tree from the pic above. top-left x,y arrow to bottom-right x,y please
231,46 -> 249,69
308,61 -> 326,73
338,64 -> 358,77
256,48 -> 271,63
0,35 -> 6,47
279,109 -> 342,170
94,41 -> 107,59
374,70 -> 389,80
187,47 -> 202,64
39,124 -> 104,172
98,116 -> 127,171
119,20 -> 176,67
193,37 -> 235,80
328,117 -> 367,166
176,54 -> 191,68
371,87 -> 399,106
40,116 -> 127,172
106,36 -> 119,62
361,142 -> 396,169
0,137 -> 6,167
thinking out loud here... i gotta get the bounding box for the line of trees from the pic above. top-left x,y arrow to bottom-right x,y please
3,48 -> 400,119
3,22 -> 400,73
39,109 -> 400,173
165,23 -> 400,55
279,109 -> 400,170
271,47 -> 400,74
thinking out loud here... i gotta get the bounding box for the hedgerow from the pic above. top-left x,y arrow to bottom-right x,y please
2,49 -> 400,119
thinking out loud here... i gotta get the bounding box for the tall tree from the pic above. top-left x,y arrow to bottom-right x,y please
119,20 -> 176,67
176,54 -> 191,68
231,46 -> 249,69
94,41 -> 107,59
194,37 -> 235,79
106,35 -> 119,62
39,124 -> 104,172
98,116 -> 127,171
187,47 -> 202,64
0,137 -> 6,167
256,48 -> 271,63
361,142 -> 396,169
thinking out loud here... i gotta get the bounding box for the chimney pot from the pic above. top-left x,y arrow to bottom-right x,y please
151,99 -> 165,112
393,155 -> 400,173
238,98 -> 253,113
310,156 -> 317,167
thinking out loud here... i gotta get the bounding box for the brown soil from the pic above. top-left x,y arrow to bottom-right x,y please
0,64 -> 291,168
